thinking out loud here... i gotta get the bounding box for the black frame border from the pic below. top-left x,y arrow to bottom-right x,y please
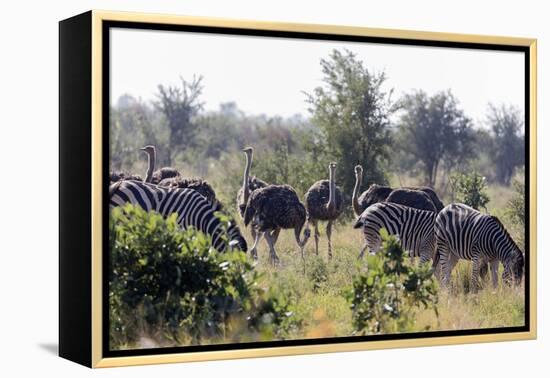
102,20 -> 531,359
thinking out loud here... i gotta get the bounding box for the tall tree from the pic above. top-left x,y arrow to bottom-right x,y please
397,90 -> 474,187
155,75 -> 204,166
306,49 -> 394,198
487,103 -> 524,185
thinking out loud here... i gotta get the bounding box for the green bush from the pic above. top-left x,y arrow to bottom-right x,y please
450,171 -> 490,210
109,204 -> 298,348
346,230 -> 438,335
506,170 -> 525,250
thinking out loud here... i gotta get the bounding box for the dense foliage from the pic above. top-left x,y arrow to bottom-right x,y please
346,230 -> 439,335
450,171 -> 490,211
396,90 -> 474,187
486,104 -> 525,185
306,49 -> 394,196
109,204 -> 300,348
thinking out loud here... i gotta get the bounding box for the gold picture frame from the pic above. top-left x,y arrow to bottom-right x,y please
59,10 -> 537,368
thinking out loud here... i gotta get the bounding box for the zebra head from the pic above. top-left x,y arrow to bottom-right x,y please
226,220 -> 248,252
503,252 -> 524,286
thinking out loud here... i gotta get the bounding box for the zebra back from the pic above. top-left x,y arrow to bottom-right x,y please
109,180 -> 247,252
356,202 -> 436,262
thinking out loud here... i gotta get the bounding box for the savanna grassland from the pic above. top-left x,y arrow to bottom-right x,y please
109,49 -> 526,349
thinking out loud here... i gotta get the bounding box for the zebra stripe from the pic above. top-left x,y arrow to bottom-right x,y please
355,202 -> 437,263
109,180 -> 247,252
435,203 -> 524,289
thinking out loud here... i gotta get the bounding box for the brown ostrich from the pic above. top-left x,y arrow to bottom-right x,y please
385,189 -> 436,212
243,184 -> 310,264
236,147 -> 268,218
140,145 -> 180,184
159,176 -> 220,210
304,162 -> 344,259
236,147 -> 269,254
352,165 -> 393,216
109,171 -> 142,184
351,164 -> 444,214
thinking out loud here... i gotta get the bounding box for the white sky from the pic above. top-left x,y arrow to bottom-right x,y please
110,28 -> 525,125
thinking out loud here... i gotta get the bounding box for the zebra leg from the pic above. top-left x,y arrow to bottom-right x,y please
264,230 -> 280,265
326,221 -> 333,260
249,229 -> 262,260
358,242 -> 368,259
442,253 -> 458,289
490,260 -> 500,289
471,259 -> 482,293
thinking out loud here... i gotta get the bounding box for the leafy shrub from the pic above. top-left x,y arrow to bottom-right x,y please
109,204 -> 298,348
506,170 -> 525,250
307,256 -> 330,292
450,171 -> 490,210
346,230 -> 438,335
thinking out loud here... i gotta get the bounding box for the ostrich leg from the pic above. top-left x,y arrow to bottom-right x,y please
264,230 -> 280,265
326,220 -> 333,260
312,220 -> 320,256
249,229 -> 262,260
271,228 -> 281,245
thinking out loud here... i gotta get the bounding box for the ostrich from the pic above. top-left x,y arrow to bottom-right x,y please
109,171 -> 142,184
236,147 -> 269,255
305,162 -> 344,259
351,164 -> 444,214
385,189 -> 436,212
352,166 -> 392,216
140,145 -> 180,184
236,147 -> 268,218
243,184 -> 310,265
159,176 -> 219,208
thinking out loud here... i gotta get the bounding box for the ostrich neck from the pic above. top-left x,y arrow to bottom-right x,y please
145,151 -> 155,183
327,169 -> 336,211
242,153 -> 252,204
352,172 -> 362,215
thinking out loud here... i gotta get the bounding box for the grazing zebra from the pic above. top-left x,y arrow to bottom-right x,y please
109,180 -> 247,252
435,203 -> 524,290
353,202 -> 437,264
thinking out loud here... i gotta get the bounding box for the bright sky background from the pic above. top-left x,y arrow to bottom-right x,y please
110,28 -> 525,126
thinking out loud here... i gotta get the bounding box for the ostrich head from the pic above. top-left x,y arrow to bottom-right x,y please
329,161 -> 337,173
140,145 -> 155,154
354,164 -> 363,176
242,146 -> 253,156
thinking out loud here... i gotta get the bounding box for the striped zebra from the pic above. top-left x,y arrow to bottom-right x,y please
109,180 -> 247,252
353,202 -> 437,264
434,203 -> 524,290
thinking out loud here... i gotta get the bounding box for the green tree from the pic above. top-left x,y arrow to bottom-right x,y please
306,49 -> 394,197
487,103 -> 525,185
397,90 -> 474,187
156,75 -> 204,166
449,171 -> 490,210
109,95 -> 159,171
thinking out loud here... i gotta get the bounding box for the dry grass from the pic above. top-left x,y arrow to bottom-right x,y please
234,216 -> 525,340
